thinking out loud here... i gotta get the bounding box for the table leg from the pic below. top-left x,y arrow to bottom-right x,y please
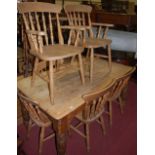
53,119 -> 69,155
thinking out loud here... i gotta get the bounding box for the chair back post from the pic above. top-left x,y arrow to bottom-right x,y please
82,81 -> 114,122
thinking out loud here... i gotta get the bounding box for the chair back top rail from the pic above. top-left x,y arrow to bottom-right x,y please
65,4 -> 92,13
18,2 -> 61,13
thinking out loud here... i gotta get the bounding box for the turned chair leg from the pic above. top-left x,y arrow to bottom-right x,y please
118,96 -> 124,114
86,48 -> 90,59
85,123 -> 90,152
90,48 -> 94,83
85,48 -> 90,75
99,116 -> 106,135
39,127 -> 45,155
31,57 -> 39,87
107,44 -> 112,72
71,55 -> 76,64
109,101 -> 113,126
78,54 -> 85,85
27,119 -> 33,139
49,61 -> 54,104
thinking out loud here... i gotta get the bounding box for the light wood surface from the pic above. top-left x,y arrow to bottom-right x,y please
18,59 -> 132,120
31,44 -> 83,61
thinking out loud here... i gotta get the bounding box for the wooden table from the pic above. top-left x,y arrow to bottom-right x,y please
18,58 -> 132,155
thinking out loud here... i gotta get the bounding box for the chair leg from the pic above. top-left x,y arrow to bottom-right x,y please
39,127 -> 45,155
27,119 -> 33,139
86,48 -> 90,59
78,54 -> 85,85
99,116 -> 106,135
85,48 -> 90,74
31,57 -> 39,87
109,101 -> 112,126
85,123 -> 90,152
107,44 -> 112,71
90,48 -> 94,82
49,61 -> 54,104
71,56 -> 76,64
118,96 -> 124,114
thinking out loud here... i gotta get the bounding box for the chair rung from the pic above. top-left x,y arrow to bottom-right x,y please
104,111 -> 110,115
96,119 -> 101,125
37,61 -> 47,72
55,65 -> 79,79
94,54 -> 108,59
36,72 -> 49,82
43,133 -> 55,142
75,122 -> 83,128
70,125 -> 86,138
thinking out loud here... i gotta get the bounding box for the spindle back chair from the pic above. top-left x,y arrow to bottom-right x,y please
65,4 -> 114,82
107,67 -> 136,125
70,80 -> 115,151
18,90 -> 55,155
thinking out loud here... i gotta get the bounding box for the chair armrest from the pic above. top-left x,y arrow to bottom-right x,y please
92,22 -> 114,27
91,23 -> 114,39
61,25 -> 90,31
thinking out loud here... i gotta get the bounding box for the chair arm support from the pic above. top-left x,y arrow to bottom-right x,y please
26,30 -> 45,54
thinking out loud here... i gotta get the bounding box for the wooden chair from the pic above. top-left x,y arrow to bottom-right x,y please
64,4 -> 114,82
18,2 -> 85,104
18,90 -> 55,155
70,80 -> 115,152
106,67 -> 136,126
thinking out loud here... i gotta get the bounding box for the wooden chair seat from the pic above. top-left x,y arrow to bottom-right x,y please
84,38 -> 112,48
31,44 -> 83,61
